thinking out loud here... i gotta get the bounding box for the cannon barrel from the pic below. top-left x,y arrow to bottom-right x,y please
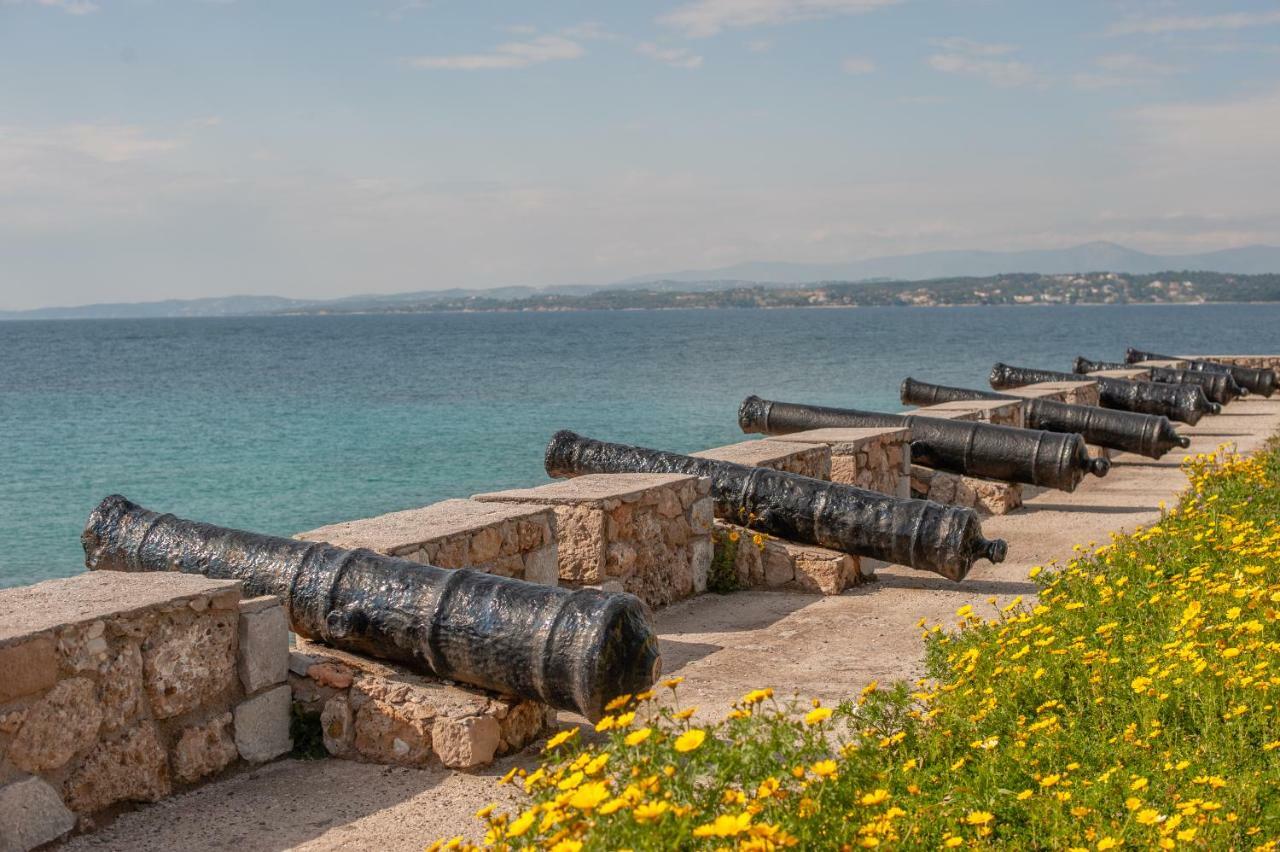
82,495 -> 660,720
738,396 -> 1108,491
989,363 -> 1219,425
544,430 -> 1005,583
1124,349 -> 1276,398
1072,356 -> 1244,405
899,378 -> 1190,459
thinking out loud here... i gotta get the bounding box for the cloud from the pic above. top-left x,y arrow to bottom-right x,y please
0,124 -> 181,164
840,56 -> 876,74
562,21 -> 617,41
658,0 -> 899,38
4,0 -> 99,13
406,35 -> 584,70
746,39 -> 774,53
1109,10 -> 1280,36
1073,52 -> 1182,89
927,39 -> 1038,87
636,42 -> 704,69
1133,86 -> 1280,166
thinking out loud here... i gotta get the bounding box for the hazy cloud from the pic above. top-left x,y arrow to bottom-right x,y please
746,39 -> 774,53
840,56 -> 876,74
659,0 -> 899,38
4,0 -> 99,13
1109,10 -> 1280,36
636,42 -> 704,69
406,35 -> 584,70
927,39 -> 1038,87
1073,52 -> 1182,89
0,124 -> 180,164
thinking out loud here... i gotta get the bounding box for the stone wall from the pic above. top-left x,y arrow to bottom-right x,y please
295,498 -> 558,586
288,640 -> 549,772
0,573 -> 291,850
1189,355 -> 1280,372
913,399 -> 1024,428
475,474 -> 714,609
909,466 -> 1022,516
762,427 -> 910,497
692,439 -> 831,480
1003,380 -> 1101,407
1135,358 -> 1188,369
1086,367 -> 1150,381
713,521 -> 863,594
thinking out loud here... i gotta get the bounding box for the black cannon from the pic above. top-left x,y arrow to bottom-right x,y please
1072,356 -> 1244,405
82,495 -> 660,720
899,378 -> 1190,459
989,363 -> 1219,425
1124,349 -> 1277,398
736,395 -> 1108,491
544,430 -> 1005,583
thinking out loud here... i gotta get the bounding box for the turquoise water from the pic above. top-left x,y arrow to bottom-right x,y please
3,303 -> 1278,588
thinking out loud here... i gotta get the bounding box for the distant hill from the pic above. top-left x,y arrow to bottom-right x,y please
613,242 -> 1280,286
4,241 -> 1279,320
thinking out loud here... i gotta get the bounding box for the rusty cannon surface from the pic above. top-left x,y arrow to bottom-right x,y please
1124,348 -> 1277,398
82,494 -> 660,720
738,395 -> 1108,492
1072,356 -> 1245,405
544,430 -> 1005,583
899,378 -> 1190,460
989,363 -> 1219,425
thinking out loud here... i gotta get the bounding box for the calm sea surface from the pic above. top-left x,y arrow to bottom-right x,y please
3,303 -> 1277,588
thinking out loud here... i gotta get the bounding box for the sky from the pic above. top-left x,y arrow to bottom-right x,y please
2,1 -> 1279,309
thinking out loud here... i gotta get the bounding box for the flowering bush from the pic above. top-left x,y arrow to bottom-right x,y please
435,443 -> 1280,850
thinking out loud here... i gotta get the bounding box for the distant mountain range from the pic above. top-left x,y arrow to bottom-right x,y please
4,241 -> 1280,320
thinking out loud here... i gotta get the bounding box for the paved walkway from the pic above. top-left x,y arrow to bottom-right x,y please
62,397 -> 1280,851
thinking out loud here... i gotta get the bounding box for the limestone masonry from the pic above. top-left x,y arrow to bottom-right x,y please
0,573 -> 290,849
761,426 -> 910,497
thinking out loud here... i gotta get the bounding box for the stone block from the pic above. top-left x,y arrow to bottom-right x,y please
911,466 -> 1022,515
692,439 -> 832,480
171,712 -> 238,784
0,638 -> 57,705
0,776 -> 75,852
294,499 -> 557,584
715,522 -> 859,594
1087,368 -> 1150,381
63,723 -> 170,814
141,611 -> 237,719
289,640 -> 549,771
912,399 -> 1024,428
475,474 -> 712,609
97,643 -> 144,734
233,685 -> 292,763
1002,380 -> 1101,408
6,678 -> 103,774
764,427 -> 910,496
238,598 -> 289,694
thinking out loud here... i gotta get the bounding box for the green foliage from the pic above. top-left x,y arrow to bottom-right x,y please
708,528 -> 743,595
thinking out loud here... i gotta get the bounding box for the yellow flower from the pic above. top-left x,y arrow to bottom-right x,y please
625,728 -> 652,747
664,677 -> 684,689
1016,789 -> 1033,800
544,729 -> 577,751
859,789 -> 889,806
474,804 -> 495,819
568,781 -> 610,811
595,715 -> 616,732
1131,676 -> 1152,693
505,810 -> 536,838
1135,809 -> 1162,826
692,812 -> 752,838
965,811 -> 995,826
674,729 -> 707,753
810,760 -> 838,779
1096,838 -> 1120,850
633,801 -> 670,823
673,707 -> 697,721
805,707 -> 833,725
943,837 -> 964,848
614,711 -> 636,728
1130,777 -> 1149,792
1039,774 -> 1061,788
549,841 -> 583,852
604,693 -> 632,712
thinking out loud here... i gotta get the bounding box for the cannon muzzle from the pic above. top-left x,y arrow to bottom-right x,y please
742,395 -> 1104,491
546,430 -> 1005,583
991,363 -> 1219,425
1125,349 -> 1276,398
1073,356 -> 1245,405
83,495 -> 660,720
899,377 -> 1189,460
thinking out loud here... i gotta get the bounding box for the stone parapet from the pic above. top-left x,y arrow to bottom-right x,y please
1187,355 -> 1280,372
288,640 -> 550,771
294,498 -> 559,586
1086,368 -> 1150,381
474,474 -> 713,609
713,522 -> 863,594
763,427 -> 910,498
1001,380 -> 1101,407
913,399 -> 1024,428
1136,358 -> 1188,369
692,439 -> 831,481
0,572 -> 292,848
909,466 -> 1022,516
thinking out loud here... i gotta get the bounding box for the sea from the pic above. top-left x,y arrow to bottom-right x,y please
3,302 -> 1278,589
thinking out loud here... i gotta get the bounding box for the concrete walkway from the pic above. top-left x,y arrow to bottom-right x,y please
62,397 -> 1280,851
